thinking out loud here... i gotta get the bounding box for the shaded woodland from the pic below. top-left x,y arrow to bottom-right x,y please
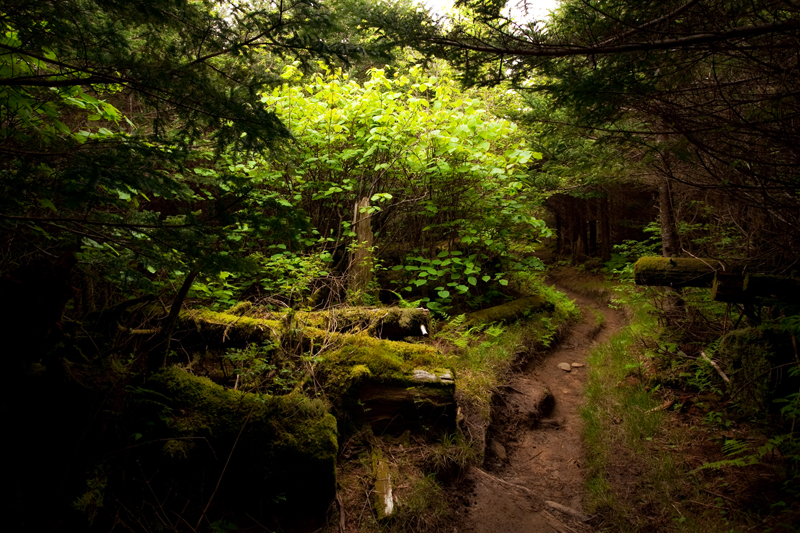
2,0 -> 800,531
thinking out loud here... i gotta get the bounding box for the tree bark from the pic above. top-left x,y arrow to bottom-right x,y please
147,270 -> 198,373
659,178 -> 680,257
348,197 -> 374,302
600,195 -> 611,261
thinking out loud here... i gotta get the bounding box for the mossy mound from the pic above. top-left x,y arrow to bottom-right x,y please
718,327 -> 799,417
465,295 -> 553,324
139,366 -> 338,514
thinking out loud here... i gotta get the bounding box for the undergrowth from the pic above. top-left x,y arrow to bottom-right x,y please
581,278 -> 800,532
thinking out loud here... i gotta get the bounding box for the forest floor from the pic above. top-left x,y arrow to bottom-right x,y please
452,283 -> 625,533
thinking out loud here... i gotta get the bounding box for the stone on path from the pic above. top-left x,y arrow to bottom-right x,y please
557,362 -> 572,372
487,439 -> 507,461
571,363 -> 585,368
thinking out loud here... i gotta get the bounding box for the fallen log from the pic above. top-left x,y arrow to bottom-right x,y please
631,258 -> 800,304
252,306 -> 430,340
319,336 -> 456,434
176,308 -> 456,435
465,295 -> 553,324
633,257 -> 733,288
744,274 -> 800,304
709,273 -> 800,304
710,272 -> 748,303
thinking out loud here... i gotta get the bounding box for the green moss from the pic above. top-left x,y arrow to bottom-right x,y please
142,366 -> 338,510
319,334 -> 452,401
252,306 -> 429,339
226,301 -> 253,316
179,308 -> 281,345
465,295 -> 553,324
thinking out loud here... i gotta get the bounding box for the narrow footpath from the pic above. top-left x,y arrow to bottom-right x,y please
455,286 -> 625,533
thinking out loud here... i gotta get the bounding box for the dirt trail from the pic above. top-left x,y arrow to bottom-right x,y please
454,286 -> 626,533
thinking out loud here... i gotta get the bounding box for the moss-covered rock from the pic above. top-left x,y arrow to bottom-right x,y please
465,295 -> 553,324
718,327 -> 799,417
141,366 -> 338,513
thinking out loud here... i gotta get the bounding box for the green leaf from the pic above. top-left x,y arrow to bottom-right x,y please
468,276 -> 477,285
38,199 -> 57,212
437,290 -> 450,298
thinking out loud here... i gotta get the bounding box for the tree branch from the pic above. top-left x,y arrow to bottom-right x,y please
433,20 -> 800,58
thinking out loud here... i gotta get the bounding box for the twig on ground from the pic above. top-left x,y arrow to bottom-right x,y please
646,399 -> 675,413
541,510 -> 578,533
544,500 -> 590,522
473,467 -> 537,497
336,491 -> 346,533
701,488 -> 736,502
700,351 -> 730,382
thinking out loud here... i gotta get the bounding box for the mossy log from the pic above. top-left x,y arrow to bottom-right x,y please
710,273 -> 800,304
176,308 -> 283,349
465,295 -> 553,324
711,272 -> 748,303
318,336 -> 456,435
177,309 -> 455,435
633,257 -> 734,288
142,366 -> 338,514
251,306 -> 431,340
744,274 -> 800,304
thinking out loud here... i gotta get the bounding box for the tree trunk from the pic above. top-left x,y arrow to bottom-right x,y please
555,213 -> 563,254
147,270 -> 198,373
348,197 -> 374,302
600,195 -> 611,261
659,178 -> 680,257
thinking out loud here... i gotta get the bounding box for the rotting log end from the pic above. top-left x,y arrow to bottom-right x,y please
633,257 -> 726,288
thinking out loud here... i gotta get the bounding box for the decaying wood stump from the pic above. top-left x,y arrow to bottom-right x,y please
372,450 -> 394,520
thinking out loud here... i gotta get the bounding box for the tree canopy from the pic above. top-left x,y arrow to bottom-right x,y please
391,0 -> 800,268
